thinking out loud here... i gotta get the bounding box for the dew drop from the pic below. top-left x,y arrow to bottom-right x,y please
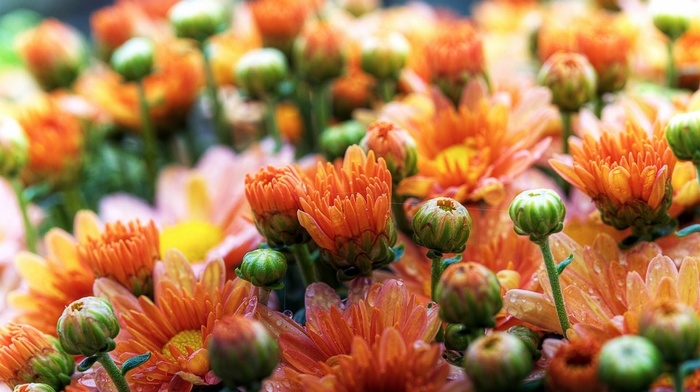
282,380 -> 291,388
307,287 -> 316,296
283,310 -> 293,318
535,303 -> 543,311
616,279 -> 624,287
265,384 -> 274,392
396,281 -> 404,286
275,320 -> 283,327
592,263 -> 602,274
509,296 -> 517,303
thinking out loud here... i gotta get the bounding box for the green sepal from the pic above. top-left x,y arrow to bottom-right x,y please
268,281 -> 285,290
681,358 -> 700,378
557,254 -> 574,275
676,224 -> 700,238
392,243 -> 405,262
121,352 -> 151,376
441,254 -> 462,270
77,355 -> 99,372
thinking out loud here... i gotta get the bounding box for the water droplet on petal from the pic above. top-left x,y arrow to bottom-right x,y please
307,287 -> 316,296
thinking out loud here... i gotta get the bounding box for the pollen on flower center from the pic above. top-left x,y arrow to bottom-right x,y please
162,329 -> 203,362
160,220 -> 223,262
437,198 -> 456,211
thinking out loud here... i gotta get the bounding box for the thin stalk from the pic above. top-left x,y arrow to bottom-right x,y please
392,193 -> 412,235
560,111 -> 572,155
310,82 -> 331,153
673,366 -> 684,392
537,238 -> 571,335
695,163 -> 700,187
291,243 -> 317,287
429,250 -> 444,302
594,94 -> 605,119
136,80 -> 157,201
258,287 -> 271,307
202,52 -> 231,147
10,177 -> 37,253
377,79 -> 396,103
97,352 -> 130,392
667,38 -> 677,89
63,185 -> 85,222
264,98 -> 282,152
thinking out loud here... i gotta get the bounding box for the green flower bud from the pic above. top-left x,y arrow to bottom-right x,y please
340,0 -> 379,17
209,315 -> 280,390
509,189 -> 566,244
319,121 -> 367,160
235,48 -> 289,100
506,325 -> 542,361
168,0 -> 229,43
236,249 -> 288,287
412,197 -> 472,254
597,335 -> 664,392
443,324 -> 471,351
360,121 -> 418,183
360,32 -> 410,81
0,115 -> 29,177
56,296 -> 120,356
666,111 -> 700,165
293,21 -> 347,85
464,332 -> 534,392
110,37 -> 154,82
650,0 -> 692,41
434,262 -> 502,328
638,301 -> 700,365
537,52 -> 597,113
14,384 -> 56,392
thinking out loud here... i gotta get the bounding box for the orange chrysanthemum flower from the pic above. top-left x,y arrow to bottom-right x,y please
332,65 -> 375,121
0,323 -> 75,391
245,165 -> 307,247
424,20 -> 485,103
8,212 -> 98,336
258,279 -> 442,390
550,121 -> 677,243
299,328 -> 451,392
384,81 -> 554,205
75,39 -> 204,132
78,220 -> 160,297
15,19 -> 87,91
674,22 -> 700,90
117,0 -> 180,19
11,96 -> 83,186
249,0 -> 309,54
546,337 -> 604,392
538,11 -> 635,94
91,254 -> 257,391
297,146 -> 396,279
90,3 -> 156,59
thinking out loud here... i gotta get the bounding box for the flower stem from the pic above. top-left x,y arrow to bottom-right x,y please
97,352 -> 131,392
392,193 -> 412,235
428,250 -> 444,302
63,185 -> 85,221
310,82 -> 331,152
667,39 -> 677,89
537,238 -> 570,335
377,79 -> 396,103
136,80 -> 156,201
291,243 -> 317,287
10,177 -> 37,253
674,366 -> 684,392
264,98 -> 282,153
560,111 -> 572,155
258,287 -> 271,307
594,94 -> 604,119
202,51 -> 231,148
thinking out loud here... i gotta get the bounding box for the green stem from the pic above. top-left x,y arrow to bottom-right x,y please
560,111 -> 572,155
202,52 -> 231,147
378,79 -> 396,103
310,82 -> 331,153
290,243 -> 317,287
63,185 -> 85,222
593,94 -> 605,119
667,38 -> 677,89
674,365 -> 684,392
392,193 -> 412,235
429,250 -> 444,302
264,98 -> 282,152
695,163 -> 700,188
537,239 -> 571,335
136,80 -> 156,201
259,287 -> 271,307
10,177 -> 37,253
97,352 -> 130,392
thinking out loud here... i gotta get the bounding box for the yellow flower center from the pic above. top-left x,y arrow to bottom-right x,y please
159,221 -> 223,262
161,329 -> 203,362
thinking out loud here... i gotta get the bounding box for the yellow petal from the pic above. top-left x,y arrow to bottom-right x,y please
74,210 -> 101,243
186,174 -> 211,222
14,252 -> 59,295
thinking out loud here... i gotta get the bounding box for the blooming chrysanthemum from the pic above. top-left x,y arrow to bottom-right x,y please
382,80 -> 555,205
8,212 -> 98,335
91,254 -> 257,391
297,145 -> 396,279
77,219 -> 160,297
545,337 -> 604,392
504,232 -> 700,340
257,279 -> 443,391
332,65 -> 375,121
10,95 -> 84,186
537,11 -> 635,94
99,142 -> 293,277
550,121 -> 676,242
74,39 -> 204,132
249,0 -> 309,54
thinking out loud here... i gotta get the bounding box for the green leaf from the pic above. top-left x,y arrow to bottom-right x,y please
77,356 -> 99,372
557,254 -> 574,275
677,224 -> 700,238
441,254 -> 462,270
121,352 -> 151,376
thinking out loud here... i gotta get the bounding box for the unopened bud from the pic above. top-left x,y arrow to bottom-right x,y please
412,197 -> 472,254
56,296 -> 120,356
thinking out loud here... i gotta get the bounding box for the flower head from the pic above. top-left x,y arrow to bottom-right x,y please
90,3 -> 154,60
294,20 -> 347,85
537,52 -> 597,113
56,296 -> 120,357
546,338 -> 603,392
0,324 -> 74,390
78,220 -> 159,297
297,146 -> 396,279
15,19 -> 87,90
360,120 -> 418,183
550,122 -> 676,242
250,0 -> 309,55
412,197 -> 472,254
0,114 -> 29,177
